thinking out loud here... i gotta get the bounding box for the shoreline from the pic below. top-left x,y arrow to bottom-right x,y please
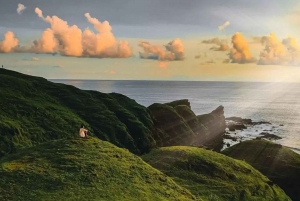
222,117 -> 300,155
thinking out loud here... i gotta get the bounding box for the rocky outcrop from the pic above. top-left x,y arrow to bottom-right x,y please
148,100 -> 226,151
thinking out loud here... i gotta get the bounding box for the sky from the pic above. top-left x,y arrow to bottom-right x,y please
1,0 -> 300,81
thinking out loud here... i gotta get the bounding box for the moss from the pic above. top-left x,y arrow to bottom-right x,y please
0,137 -> 196,201
142,146 -> 291,201
222,140 -> 300,201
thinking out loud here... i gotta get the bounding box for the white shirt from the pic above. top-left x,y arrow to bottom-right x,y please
79,128 -> 88,137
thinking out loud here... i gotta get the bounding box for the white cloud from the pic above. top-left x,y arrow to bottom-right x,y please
17,4 -> 26,15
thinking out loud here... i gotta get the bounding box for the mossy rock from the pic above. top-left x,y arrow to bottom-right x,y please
222,140 -> 300,201
0,137 -> 196,201
142,146 -> 291,201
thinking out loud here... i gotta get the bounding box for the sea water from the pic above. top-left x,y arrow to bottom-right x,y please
51,80 -> 300,152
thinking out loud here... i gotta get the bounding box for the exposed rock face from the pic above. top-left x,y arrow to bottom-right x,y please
148,100 -> 226,151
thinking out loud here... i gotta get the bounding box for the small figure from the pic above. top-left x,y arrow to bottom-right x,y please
1,65 -> 3,69
79,125 -> 88,138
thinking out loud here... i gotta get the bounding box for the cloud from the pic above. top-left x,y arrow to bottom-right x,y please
218,21 -> 230,31
32,28 -> 57,53
0,31 -> 19,53
229,32 -> 256,64
32,57 -> 39,61
282,36 -> 298,52
105,70 -> 116,74
202,37 -> 222,45
251,36 -> 262,44
30,7 -> 132,58
210,44 -> 229,51
17,4 -> 26,15
139,38 -> 185,61
159,61 -> 168,68
200,60 -> 215,65
223,59 -> 230,63
257,33 -> 290,65
35,8 -> 43,18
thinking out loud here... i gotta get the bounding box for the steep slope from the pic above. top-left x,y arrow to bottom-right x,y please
222,140 -> 300,201
0,69 -> 156,156
142,146 -> 291,201
1,69 -> 227,157
148,100 -> 226,151
0,138 -> 196,201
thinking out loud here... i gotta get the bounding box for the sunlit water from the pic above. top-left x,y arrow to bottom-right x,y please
51,80 -> 300,152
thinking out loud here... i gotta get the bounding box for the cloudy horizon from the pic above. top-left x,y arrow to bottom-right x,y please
1,0 -> 300,82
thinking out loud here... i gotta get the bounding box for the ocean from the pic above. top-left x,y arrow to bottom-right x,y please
51,80 -> 300,152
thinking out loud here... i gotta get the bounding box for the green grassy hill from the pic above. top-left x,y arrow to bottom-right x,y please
222,140 -> 300,201
0,137 -> 196,201
0,68 -> 156,156
0,69 -> 227,158
142,146 -> 291,201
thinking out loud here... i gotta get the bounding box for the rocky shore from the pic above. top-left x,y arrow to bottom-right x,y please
223,116 -> 284,150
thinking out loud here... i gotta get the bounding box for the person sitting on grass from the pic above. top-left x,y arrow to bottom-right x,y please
79,125 -> 88,138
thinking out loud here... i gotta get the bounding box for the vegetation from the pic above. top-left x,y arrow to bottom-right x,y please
142,146 -> 291,201
222,140 -> 300,201
0,68 -> 156,156
0,137 -> 196,201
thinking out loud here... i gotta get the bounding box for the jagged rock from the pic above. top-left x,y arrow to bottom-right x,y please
256,132 -> 282,140
149,101 -> 226,151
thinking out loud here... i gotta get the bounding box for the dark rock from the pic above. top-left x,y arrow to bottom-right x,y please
227,123 -> 247,131
149,101 -> 226,151
225,117 -> 252,124
256,132 -> 282,140
224,135 -> 238,141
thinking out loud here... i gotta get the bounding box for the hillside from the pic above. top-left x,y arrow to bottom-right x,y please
222,140 -> 300,201
142,146 -> 291,201
0,68 -> 156,156
0,137 -> 196,201
0,69 -> 226,157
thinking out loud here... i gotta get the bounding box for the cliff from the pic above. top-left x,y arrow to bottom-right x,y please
148,100 -> 226,151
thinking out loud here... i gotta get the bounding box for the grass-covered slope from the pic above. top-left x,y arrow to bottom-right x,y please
0,137 -> 196,201
142,146 -> 291,201
222,140 -> 300,201
0,69 -> 155,156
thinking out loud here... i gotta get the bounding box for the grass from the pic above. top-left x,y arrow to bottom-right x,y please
142,146 -> 291,201
0,69 -> 156,156
222,139 -> 300,201
0,137 -> 196,201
